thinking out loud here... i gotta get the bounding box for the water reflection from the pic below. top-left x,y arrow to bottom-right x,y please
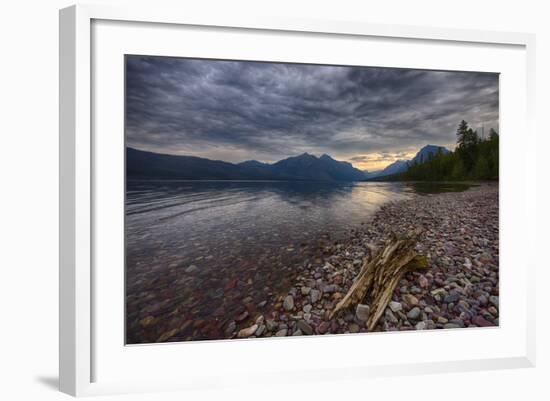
406,182 -> 475,195
124,180 -> 460,343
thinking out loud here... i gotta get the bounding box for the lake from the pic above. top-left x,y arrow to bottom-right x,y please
125,180 -> 467,342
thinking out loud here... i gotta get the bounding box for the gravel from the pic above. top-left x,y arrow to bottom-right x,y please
252,184 -> 499,337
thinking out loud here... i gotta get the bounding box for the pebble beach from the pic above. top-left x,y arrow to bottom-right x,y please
129,183 -> 499,342
229,183 -> 499,339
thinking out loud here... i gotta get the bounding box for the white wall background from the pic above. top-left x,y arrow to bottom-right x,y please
0,0 -> 547,399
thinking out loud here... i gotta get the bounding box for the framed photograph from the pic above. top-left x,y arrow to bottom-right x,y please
59,4 -> 536,396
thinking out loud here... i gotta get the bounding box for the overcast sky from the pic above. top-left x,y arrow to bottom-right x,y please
126,56 -> 499,171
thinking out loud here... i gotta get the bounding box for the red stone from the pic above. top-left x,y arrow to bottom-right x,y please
193,319 -> 206,329
317,322 -> 330,334
224,278 -> 238,291
235,310 -> 249,322
473,315 -> 494,327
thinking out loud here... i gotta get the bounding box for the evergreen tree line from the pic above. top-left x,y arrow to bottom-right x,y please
392,120 -> 499,181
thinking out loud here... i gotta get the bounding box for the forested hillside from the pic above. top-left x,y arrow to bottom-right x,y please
391,120 -> 499,181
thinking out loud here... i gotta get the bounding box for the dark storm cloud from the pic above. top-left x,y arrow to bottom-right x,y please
125,56 -> 499,165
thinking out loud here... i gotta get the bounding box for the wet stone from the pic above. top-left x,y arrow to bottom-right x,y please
403,294 -> 419,307
323,284 -> 337,294
224,321 -> 236,337
449,319 -> 465,328
266,319 -> 277,331
237,324 -> 258,338
487,306 -> 498,316
310,289 -> 322,303
444,291 -> 460,304
389,301 -> 402,313
410,286 -> 422,294
236,310 -> 249,322
296,320 -> 313,335
255,324 -> 266,336
406,307 -> 421,321
275,328 -> 288,337
185,265 -> 198,273
418,275 -> 429,289
385,309 -> 398,324
139,316 -> 156,327
317,321 -> 330,334
473,315 -> 494,327
415,321 -> 427,330
283,295 -> 295,311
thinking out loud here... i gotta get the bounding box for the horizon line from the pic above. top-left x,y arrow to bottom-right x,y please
127,143 -> 454,172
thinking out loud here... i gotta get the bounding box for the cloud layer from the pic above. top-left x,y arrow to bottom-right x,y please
126,56 -> 499,170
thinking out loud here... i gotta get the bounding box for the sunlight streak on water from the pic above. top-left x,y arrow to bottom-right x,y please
124,180 -> 416,342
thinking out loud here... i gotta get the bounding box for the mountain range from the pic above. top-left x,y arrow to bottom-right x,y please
127,144 -> 450,182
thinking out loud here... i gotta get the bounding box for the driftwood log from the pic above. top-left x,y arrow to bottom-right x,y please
330,229 -> 428,331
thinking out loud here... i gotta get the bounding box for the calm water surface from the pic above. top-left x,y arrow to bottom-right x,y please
125,180 -> 460,342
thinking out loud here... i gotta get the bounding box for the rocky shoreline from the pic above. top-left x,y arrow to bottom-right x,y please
229,183 -> 499,339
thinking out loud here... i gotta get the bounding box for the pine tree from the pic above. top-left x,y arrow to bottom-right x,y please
456,120 -> 469,148
468,128 -> 480,146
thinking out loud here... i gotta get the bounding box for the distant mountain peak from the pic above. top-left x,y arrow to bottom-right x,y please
410,144 -> 449,165
303,152 -> 319,159
263,151 -> 365,181
238,159 -> 270,167
417,144 -> 449,153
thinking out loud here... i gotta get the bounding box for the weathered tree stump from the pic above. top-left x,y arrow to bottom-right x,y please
330,229 -> 428,331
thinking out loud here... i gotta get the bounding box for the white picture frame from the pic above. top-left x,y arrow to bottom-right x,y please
59,3 -> 536,397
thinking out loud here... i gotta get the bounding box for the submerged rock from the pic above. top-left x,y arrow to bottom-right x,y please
224,321 -> 236,336
185,265 -> 198,273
